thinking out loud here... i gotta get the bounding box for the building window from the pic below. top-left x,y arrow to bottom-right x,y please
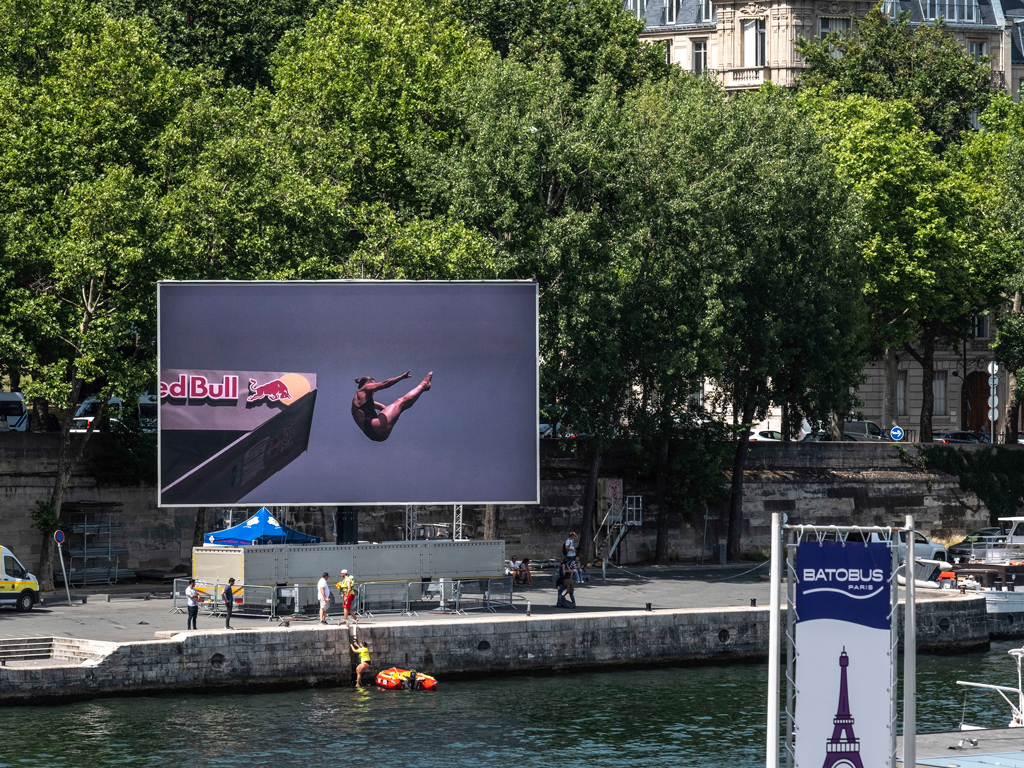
742,19 -> 766,67
974,313 -> 989,339
819,17 -> 850,37
926,0 -> 978,21
693,40 -> 708,74
968,41 -> 985,60
897,370 -> 907,417
667,0 -> 677,23
637,0 -> 646,21
698,0 -> 714,22
882,0 -> 899,16
934,371 -> 947,416
665,40 -> 673,63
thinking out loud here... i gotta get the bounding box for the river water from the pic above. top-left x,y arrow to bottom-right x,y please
3,641 -> 1020,768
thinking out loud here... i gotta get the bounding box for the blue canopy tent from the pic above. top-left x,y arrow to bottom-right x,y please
204,507 -> 321,546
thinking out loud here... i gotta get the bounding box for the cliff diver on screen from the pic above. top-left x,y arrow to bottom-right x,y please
352,370 -> 433,442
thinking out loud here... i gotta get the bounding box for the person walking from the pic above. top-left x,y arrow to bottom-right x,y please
338,569 -> 358,626
185,578 -> 200,630
351,640 -> 371,686
222,578 -> 236,629
317,571 -> 332,624
556,562 -> 576,608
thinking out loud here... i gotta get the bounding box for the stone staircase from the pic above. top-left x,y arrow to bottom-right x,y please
0,637 -> 112,664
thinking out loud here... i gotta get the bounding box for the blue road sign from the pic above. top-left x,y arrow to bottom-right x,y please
890,426 -> 904,441
53,530 -> 65,545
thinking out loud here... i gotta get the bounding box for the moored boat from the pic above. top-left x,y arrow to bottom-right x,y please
375,668 -> 439,691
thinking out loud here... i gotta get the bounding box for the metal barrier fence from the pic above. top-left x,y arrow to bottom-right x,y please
171,577 -> 515,620
169,578 -> 278,620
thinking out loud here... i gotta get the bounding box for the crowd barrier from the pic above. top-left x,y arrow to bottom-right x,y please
169,578 -> 279,620
171,577 -> 516,621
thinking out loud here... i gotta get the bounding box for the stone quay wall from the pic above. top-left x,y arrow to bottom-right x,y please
0,591 -> 987,705
0,434 -> 1006,573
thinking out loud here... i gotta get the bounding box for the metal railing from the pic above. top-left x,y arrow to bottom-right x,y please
170,578 -> 278,620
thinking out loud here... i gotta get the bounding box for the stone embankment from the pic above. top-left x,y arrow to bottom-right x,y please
0,592 -> 987,705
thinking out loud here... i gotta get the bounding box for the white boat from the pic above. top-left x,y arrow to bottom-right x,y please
958,647 -> 1024,729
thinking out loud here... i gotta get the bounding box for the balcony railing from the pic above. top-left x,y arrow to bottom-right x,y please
727,67 -> 768,88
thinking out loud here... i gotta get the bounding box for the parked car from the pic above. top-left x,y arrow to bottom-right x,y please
749,430 -> 783,441
933,431 -> 981,444
947,527 -> 1006,563
868,529 -> 948,564
801,432 -> 856,441
74,394 -> 156,433
844,420 -> 885,440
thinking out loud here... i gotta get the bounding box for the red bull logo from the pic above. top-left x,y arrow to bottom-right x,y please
247,378 -> 291,403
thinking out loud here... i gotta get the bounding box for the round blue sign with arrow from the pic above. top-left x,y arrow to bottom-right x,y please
890,426 -> 904,441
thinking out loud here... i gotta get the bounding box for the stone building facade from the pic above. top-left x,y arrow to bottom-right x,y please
632,0 -> 1024,99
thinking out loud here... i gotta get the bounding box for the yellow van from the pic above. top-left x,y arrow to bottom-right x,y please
0,546 -> 39,611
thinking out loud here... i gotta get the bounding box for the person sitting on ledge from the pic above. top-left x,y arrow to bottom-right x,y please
519,558 -> 534,586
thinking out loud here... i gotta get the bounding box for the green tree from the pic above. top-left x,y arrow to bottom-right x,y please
702,88 -> 866,561
795,7 -> 995,149
99,0 -> 329,89
804,94 -> 1011,441
451,0 -> 670,96
0,0 -> 199,589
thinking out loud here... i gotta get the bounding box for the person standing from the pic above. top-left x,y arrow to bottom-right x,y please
338,569 -> 358,626
222,578 -> 236,629
185,578 -> 200,630
351,640 -> 371,686
564,532 -> 577,560
317,571 -> 331,624
0,414 -> 10,432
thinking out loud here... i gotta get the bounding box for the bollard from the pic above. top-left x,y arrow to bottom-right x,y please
526,601 -> 531,616
750,598 -> 757,607
645,602 -> 652,611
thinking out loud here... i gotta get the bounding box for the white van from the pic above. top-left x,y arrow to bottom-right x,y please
0,546 -> 39,611
73,394 -> 157,433
0,392 -> 29,431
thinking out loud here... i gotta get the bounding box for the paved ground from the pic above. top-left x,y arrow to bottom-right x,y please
0,563 -> 776,643
0,562 -> 956,644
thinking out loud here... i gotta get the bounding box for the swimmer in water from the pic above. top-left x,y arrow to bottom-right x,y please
351,370 -> 432,442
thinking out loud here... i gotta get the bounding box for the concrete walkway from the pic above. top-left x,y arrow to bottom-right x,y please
0,564 -> 775,643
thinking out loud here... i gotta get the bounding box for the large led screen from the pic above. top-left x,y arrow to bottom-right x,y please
158,281 -> 539,506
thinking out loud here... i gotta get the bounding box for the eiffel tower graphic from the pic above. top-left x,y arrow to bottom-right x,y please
821,648 -> 864,768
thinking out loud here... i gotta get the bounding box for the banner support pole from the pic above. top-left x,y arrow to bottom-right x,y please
767,511 -> 782,768
903,514 -> 916,768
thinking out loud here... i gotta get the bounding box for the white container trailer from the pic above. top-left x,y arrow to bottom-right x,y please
193,540 -> 505,585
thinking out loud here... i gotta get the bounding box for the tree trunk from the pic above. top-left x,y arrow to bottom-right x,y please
727,401 -> 756,562
37,378 -> 94,591
781,403 -> 790,442
1005,292 -> 1022,444
881,348 -> 898,432
578,442 -> 601,564
483,504 -> 498,540
905,327 -> 938,443
655,438 -> 671,564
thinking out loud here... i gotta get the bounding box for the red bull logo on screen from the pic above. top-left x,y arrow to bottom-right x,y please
160,374 -> 239,402
248,378 -> 290,403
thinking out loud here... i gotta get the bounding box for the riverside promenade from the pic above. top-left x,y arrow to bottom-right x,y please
0,564 -> 990,705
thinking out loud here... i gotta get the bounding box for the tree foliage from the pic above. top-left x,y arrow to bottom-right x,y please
796,7 -> 996,149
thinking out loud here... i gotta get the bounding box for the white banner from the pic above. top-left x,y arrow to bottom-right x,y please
794,541 -> 892,768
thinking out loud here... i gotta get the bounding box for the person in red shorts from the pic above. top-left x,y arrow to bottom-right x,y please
338,569 -> 359,626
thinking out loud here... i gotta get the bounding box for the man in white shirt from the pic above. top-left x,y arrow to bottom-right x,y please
317,571 -> 331,624
564,532 -> 577,559
185,578 -> 199,630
